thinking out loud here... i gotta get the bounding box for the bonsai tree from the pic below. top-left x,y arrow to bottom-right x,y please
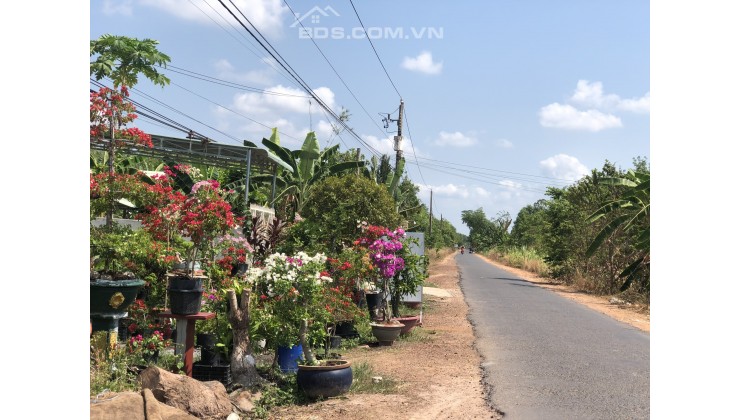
247,252 -> 334,365
355,225 -> 407,324
389,236 -> 428,318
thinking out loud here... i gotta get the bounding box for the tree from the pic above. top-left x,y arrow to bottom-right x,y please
586,170 -> 650,292
258,129 -> 364,218
289,175 -> 402,254
90,34 -> 171,88
461,208 -> 511,251
511,199 -> 549,252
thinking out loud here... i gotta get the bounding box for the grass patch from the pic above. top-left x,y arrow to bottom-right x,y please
490,246 -> 550,278
399,327 -> 435,344
349,361 -> 399,394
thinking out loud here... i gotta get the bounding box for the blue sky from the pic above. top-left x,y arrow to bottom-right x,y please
89,0 -> 649,234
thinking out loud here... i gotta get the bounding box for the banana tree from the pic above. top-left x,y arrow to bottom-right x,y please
586,170 -> 650,291
256,129 -> 365,216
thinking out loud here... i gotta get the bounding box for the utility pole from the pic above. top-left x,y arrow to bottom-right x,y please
428,189 -> 433,236
393,99 -> 404,170
356,148 -> 361,176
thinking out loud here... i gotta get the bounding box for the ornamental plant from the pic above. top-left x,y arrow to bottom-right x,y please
355,224 -> 407,323
247,252 -> 334,365
127,330 -> 169,364
178,180 -> 237,276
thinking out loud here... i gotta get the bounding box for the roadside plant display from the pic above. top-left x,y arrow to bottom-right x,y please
356,225 -> 406,324
247,252 -> 334,365
178,180 -> 238,276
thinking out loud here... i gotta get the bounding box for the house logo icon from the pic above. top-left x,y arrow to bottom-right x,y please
290,5 -> 340,27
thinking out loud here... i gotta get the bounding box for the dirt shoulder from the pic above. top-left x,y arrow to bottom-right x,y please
474,253 -> 650,333
270,251 -> 497,419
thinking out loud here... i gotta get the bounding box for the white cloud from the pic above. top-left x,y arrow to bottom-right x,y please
102,0 -> 133,15
496,138 -> 513,149
213,59 -> 274,86
473,187 -> 491,198
232,84 -> 335,115
140,0 -> 289,37
401,51 -> 443,75
417,183 -> 470,199
539,103 -> 622,132
571,80 -> 650,114
618,93 -> 650,113
362,134 -> 422,158
434,131 -> 477,147
539,154 -> 590,181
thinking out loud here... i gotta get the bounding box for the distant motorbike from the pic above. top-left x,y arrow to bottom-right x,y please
460,248 -> 465,254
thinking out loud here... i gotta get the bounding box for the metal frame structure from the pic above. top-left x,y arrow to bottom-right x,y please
90,134 -> 281,206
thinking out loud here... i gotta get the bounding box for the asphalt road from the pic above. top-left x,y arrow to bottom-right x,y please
457,253 -> 649,420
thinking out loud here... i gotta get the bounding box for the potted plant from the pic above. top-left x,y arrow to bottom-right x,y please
166,179 -> 237,314
89,86 -> 154,333
389,236 -> 428,335
248,252 -> 353,398
357,225 -> 407,346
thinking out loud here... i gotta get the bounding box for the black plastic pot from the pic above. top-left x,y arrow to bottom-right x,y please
169,289 -> 203,315
365,292 -> 383,322
197,333 -> 219,365
168,276 -> 204,291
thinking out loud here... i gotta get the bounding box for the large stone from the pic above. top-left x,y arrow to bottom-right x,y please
89,389 -> 198,420
140,366 -> 233,419
230,389 -> 262,413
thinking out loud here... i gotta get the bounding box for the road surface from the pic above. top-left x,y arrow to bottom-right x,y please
457,253 -> 650,419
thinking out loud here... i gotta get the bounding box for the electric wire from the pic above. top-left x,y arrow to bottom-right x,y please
348,0 -> 402,99
161,64 -> 310,97
282,0 -> 391,140
216,0 -> 383,158
189,0 -> 302,89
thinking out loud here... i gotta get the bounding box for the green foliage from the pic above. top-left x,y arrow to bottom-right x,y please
461,208 -> 512,251
90,34 -> 171,88
502,159 -> 650,300
585,170 -> 650,292
257,130 -> 365,218
294,175 -> 402,255
511,199 -> 549,253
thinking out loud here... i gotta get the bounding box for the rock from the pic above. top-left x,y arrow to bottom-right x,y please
231,389 -> 262,413
140,366 -> 232,419
609,297 -> 626,305
226,414 -> 240,420
90,389 -> 198,420
372,376 -> 383,383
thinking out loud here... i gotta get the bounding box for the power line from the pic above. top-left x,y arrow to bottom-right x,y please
414,156 -> 575,185
401,107 -> 427,186
161,64 -> 310,97
216,0 -> 383,158
188,0 -> 302,89
348,0 -> 402,99
282,0 -> 390,140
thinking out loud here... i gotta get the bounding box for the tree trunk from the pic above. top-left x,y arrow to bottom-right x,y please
298,318 -> 316,365
227,289 -> 265,387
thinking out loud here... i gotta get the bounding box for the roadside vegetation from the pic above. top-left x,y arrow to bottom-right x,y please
462,158 -> 650,305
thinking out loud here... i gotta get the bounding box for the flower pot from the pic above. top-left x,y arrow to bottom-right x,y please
167,275 -> 204,291
365,292 -> 383,322
329,336 -> 342,349
297,360 -> 352,399
168,289 -> 203,315
231,263 -> 249,277
334,321 -> 358,338
370,322 -> 404,346
90,279 -> 145,333
197,333 -> 219,365
277,344 -> 304,373
391,316 -> 420,336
